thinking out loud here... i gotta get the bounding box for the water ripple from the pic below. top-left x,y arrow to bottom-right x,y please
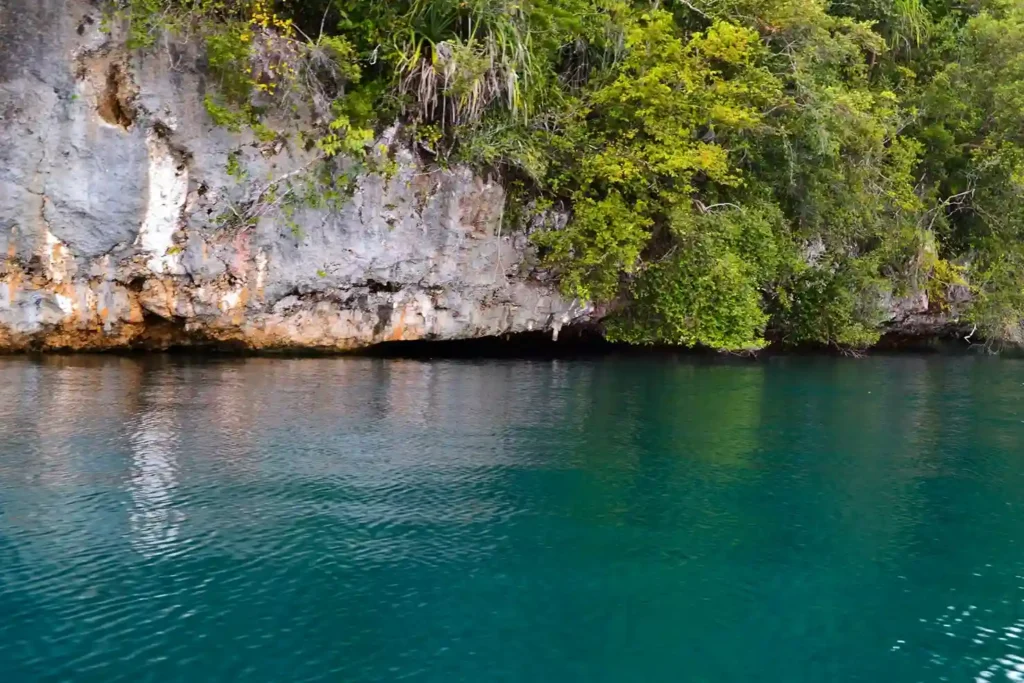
1,355 -> 1024,681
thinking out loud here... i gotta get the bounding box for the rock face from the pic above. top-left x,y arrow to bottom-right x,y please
0,0 -> 592,352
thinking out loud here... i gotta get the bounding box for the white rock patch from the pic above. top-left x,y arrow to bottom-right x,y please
136,130 -> 187,275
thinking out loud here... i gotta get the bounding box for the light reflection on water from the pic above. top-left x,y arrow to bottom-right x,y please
128,398 -> 182,558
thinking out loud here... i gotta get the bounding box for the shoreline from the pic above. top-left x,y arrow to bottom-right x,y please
0,328 -> 1000,360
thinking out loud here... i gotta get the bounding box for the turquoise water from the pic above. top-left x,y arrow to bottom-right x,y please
1,355 -> 1024,681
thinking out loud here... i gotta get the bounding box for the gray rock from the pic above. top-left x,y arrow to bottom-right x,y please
0,0 -> 590,351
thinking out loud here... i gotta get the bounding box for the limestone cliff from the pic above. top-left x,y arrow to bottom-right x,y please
0,0 -> 592,351
1,0 -> 977,354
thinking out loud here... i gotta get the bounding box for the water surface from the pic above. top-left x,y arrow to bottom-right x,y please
1,354 -> 1024,681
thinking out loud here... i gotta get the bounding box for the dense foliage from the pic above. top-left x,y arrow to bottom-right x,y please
110,0 -> 1024,350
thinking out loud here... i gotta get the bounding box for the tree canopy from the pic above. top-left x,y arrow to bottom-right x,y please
112,0 -> 1024,350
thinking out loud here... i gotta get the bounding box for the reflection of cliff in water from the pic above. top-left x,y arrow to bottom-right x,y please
1,354 -> 1020,573
128,388 -> 182,558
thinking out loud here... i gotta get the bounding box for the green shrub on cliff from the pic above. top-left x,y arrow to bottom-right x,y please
109,0 -> 1024,350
